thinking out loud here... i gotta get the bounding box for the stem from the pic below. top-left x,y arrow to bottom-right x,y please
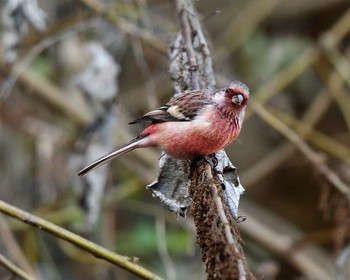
0,200 -> 164,280
176,0 -> 200,90
0,253 -> 36,280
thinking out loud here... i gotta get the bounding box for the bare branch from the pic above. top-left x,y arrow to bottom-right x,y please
250,99 -> 349,195
207,164 -> 247,279
78,0 -> 167,54
189,160 -> 253,279
0,215 -> 38,278
170,1 -> 254,278
0,253 -> 36,280
176,0 -> 200,90
0,200 -> 164,280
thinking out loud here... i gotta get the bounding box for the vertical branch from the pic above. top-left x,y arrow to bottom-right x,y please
173,0 -> 254,279
189,161 -> 252,279
176,0 -> 200,90
170,0 -> 215,92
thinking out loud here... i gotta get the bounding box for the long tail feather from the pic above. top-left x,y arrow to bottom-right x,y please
77,139 -> 141,176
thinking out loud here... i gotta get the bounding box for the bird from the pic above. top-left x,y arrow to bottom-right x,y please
78,80 -> 250,176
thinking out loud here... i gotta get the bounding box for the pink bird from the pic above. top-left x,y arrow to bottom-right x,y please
78,81 -> 249,176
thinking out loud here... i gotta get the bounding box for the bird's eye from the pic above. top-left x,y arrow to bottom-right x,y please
225,88 -> 232,94
232,94 -> 244,106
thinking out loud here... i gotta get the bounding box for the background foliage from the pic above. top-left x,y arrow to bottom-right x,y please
1,0 -> 350,279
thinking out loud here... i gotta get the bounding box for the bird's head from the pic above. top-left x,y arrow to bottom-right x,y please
212,80 -> 250,117
224,80 -> 250,107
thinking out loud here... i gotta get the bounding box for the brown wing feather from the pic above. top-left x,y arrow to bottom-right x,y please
129,90 -> 212,124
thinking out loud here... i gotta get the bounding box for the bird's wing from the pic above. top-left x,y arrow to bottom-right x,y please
129,90 -> 212,124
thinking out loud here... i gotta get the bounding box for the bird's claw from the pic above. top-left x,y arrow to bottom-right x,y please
204,153 -> 218,168
235,215 -> 246,223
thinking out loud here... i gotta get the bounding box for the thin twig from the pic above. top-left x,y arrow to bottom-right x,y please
253,46 -> 320,105
315,50 -> 350,135
322,46 -> 350,90
324,69 -> 350,135
336,243 -> 350,279
1,61 -> 91,125
78,0 -> 167,54
250,99 -> 349,195
205,164 -> 247,280
155,212 -> 176,280
270,106 -> 350,162
0,20 -> 98,124
176,0 -> 200,90
187,6 -> 215,89
238,8 -> 350,195
0,253 -> 36,280
242,90 -> 333,187
0,200 -> 164,280
217,0 -> 280,52
129,20 -> 159,109
239,200 -> 335,279
249,6 -> 350,113
1,19 -> 100,98
0,215 -> 38,278
319,7 -> 350,52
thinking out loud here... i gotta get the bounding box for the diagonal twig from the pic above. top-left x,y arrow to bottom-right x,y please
0,200 -> 164,280
250,99 -> 349,195
0,253 -> 36,280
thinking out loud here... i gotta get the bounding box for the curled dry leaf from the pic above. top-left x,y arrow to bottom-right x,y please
147,150 -> 245,218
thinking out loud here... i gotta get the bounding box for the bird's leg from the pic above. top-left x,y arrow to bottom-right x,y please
234,216 -> 247,223
204,153 -> 218,168
189,154 -> 219,178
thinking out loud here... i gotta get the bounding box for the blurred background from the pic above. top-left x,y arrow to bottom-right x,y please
1,0 -> 350,279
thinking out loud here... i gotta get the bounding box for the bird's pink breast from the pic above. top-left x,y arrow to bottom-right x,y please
149,107 -> 240,159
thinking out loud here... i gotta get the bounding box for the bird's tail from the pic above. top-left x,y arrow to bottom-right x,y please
77,138 -> 143,176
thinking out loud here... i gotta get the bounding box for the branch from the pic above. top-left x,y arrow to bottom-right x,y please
270,106 -> 350,161
239,200 -> 335,279
241,89 -> 333,187
250,99 -> 349,195
0,215 -> 38,278
248,6 -> 350,115
78,0 -> 167,54
0,253 -> 36,280
0,200 -> 164,280
207,165 -> 247,279
172,1 -> 254,279
177,0 -> 200,90
1,19 -> 100,100
217,0 -> 280,52
189,160 -> 252,279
